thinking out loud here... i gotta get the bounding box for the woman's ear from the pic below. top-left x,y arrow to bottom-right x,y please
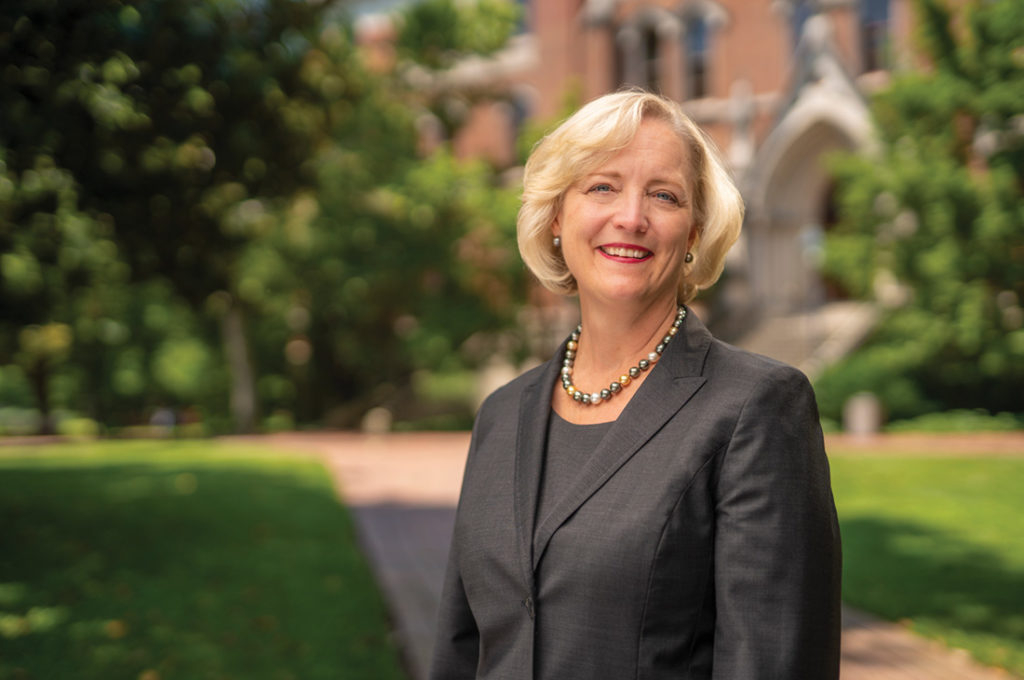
687,224 -> 700,251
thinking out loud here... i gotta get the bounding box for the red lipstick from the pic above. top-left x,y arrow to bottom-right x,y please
598,243 -> 653,263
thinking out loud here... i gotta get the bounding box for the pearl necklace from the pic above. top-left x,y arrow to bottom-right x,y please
561,306 -> 687,406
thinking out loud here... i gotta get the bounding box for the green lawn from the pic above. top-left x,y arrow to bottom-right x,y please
0,440 -> 406,680
830,451 -> 1024,676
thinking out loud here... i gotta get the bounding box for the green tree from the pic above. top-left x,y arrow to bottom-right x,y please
816,0 -> 1024,421
394,0 -> 523,139
1,0 -> 354,431
0,149 -> 128,432
243,12 -> 526,427
396,0 -> 521,69
2,0 -> 527,432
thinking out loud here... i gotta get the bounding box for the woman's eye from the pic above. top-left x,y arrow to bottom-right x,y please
651,190 -> 678,203
589,184 -> 613,193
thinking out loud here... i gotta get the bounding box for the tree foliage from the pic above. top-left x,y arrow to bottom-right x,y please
395,0 -> 521,69
393,0 -> 523,141
816,0 -> 1024,421
2,0 -> 337,430
0,0 -> 525,433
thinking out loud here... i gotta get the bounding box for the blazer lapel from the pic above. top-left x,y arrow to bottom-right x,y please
512,344 -> 563,589
531,309 -> 713,571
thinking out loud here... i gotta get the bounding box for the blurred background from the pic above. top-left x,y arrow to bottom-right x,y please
1,0 -> 1022,678
1,0 -> 1021,437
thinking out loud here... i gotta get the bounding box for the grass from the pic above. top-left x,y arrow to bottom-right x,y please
830,451 -> 1024,676
0,440 -> 406,680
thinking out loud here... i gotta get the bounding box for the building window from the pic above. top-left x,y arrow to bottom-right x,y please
615,22 -> 661,92
685,16 -> 709,99
642,25 -> 661,92
860,0 -> 889,71
615,39 -> 626,88
614,27 -> 633,89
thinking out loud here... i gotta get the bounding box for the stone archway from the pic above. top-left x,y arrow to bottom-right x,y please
740,13 -> 875,316
733,74 -> 878,373
750,117 -> 859,313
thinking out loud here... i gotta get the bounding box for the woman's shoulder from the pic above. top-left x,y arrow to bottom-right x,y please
704,336 -> 813,391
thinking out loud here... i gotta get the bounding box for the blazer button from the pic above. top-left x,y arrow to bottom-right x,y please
523,596 -> 535,620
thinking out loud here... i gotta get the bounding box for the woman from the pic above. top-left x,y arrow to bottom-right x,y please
430,90 -> 841,680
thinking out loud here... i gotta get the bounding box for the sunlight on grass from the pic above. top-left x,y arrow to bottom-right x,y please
0,440 -> 406,680
830,453 -> 1024,676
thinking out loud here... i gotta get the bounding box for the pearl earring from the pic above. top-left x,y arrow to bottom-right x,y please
685,252 -> 694,263
553,236 -> 561,248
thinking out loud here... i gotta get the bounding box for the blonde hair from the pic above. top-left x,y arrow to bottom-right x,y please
517,89 -> 744,303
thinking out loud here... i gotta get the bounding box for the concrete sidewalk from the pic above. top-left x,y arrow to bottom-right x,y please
265,431 -> 1022,680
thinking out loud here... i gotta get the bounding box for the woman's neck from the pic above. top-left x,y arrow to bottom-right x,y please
572,297 -> 679,381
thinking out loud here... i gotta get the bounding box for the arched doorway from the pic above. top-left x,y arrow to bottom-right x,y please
751,118 -> 858,312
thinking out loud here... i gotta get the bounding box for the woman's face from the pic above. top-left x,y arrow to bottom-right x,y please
553,118 -> 697,310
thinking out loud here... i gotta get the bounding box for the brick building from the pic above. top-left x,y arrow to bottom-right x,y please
363,0 -> 909,370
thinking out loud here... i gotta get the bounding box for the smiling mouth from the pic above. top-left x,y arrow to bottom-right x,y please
599,245 -> 652,260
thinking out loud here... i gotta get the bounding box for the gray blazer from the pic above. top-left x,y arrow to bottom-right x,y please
430,310 -> 841,680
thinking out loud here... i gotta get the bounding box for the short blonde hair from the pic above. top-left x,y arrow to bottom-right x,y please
517,89 -> 744,304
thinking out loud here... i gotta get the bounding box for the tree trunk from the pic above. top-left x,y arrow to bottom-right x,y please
221,302 -> 257,433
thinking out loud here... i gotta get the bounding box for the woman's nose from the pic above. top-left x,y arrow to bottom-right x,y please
613,191 -> 648,232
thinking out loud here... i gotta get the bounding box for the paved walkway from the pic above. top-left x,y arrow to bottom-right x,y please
264,431 -> 1023,680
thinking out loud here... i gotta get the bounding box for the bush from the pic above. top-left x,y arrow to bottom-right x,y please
886,409 -> 1024,433
0,407 -> 41,436
55,416 -> 101,439
262,409 -> 296,433
813,341 -> 940,423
